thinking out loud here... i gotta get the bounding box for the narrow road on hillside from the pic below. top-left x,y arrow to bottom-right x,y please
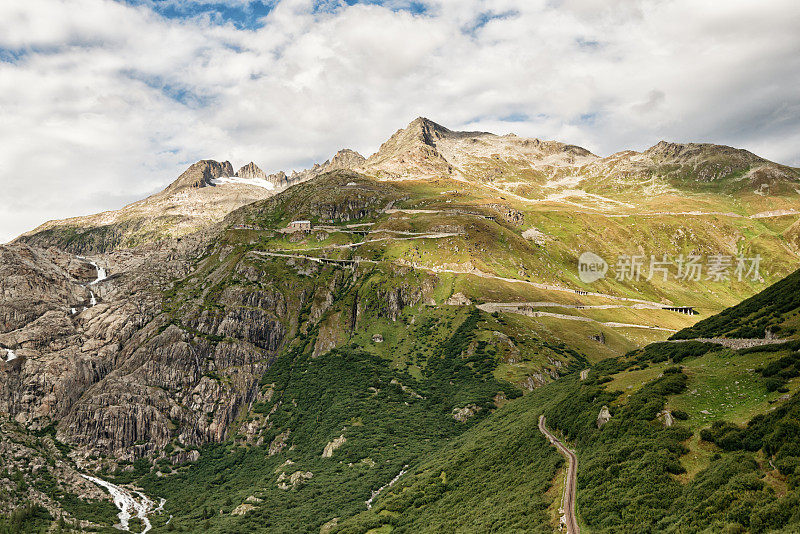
250,251 -> 683,331
667,337 -> 783,349
477,304 -> 678,332
539,415 -> 579,534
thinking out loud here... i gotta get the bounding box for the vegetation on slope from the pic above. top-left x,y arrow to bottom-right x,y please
672,267 -> 800,339
332,345 -> 800,533
135,316 -> 521,533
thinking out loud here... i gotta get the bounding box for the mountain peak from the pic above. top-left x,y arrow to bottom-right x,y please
236,162 -> 267,180
405,117 -> 453,146
363,118 -> 456,178
166,160 -> 234,192
643,140 -> 765,166
326,149 -> 366,171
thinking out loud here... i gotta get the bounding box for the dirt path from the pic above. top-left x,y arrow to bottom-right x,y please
274,232 -> 462,252
478,301 -> 672,312
477,305 -> 677,332
539,415 -> 579,534
251,251 -> 681,331
401,261 -> 670,307
668,337 -> 784,349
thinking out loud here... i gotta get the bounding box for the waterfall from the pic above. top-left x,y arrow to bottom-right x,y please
73,256 -> 108,311
366,466 -> 408,509
88,260 -> 108,285
80,474 -> 163,534
77,256 -> 109,285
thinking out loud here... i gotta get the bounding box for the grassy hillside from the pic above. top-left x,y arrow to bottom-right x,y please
332,342 -> 800,533
672,267 -> 800,339
78,319 -> 799,533
222,170 -> 800,346
133,325 -> 523,533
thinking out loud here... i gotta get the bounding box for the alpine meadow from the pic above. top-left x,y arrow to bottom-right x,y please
2,2 -> 800,533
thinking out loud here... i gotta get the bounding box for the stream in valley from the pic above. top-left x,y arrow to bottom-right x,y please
81,475 -> 164,534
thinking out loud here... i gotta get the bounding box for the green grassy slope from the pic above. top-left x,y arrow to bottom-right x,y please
134,323 -> 522,533
8,166 -> 800,531
221,170 -> 800,346
672,267 -> 800,339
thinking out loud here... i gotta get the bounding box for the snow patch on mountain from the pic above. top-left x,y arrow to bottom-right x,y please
211,176 -> 275,191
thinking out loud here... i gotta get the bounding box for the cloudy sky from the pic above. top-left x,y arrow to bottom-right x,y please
1,0 -> 799,242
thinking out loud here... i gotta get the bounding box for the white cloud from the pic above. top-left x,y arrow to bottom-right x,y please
0,0 -> 799,242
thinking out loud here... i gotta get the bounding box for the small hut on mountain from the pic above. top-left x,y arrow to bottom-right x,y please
287,220 -> 312,232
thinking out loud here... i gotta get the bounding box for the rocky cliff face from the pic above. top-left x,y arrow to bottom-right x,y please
0,240 -> 197,451
236,162 -> 268,180
165,159 -> 235,192
2,217 -> 427,470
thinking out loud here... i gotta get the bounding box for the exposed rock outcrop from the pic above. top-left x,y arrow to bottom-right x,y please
485,204 -> 524,225
277,470 -> 313,490
597,405 -> 612,428
322,434 -> 346,458
452,404 -> 481,422
325,149 -> 366,171
658,410 -> 674,427
445,292 -> 472,306
166,159 -> 235,192
269,430 -> 291,456
236,162 -> 267,180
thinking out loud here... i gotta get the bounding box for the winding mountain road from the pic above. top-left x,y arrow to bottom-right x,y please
250,250 -> 683,331
539,415 -> 579,534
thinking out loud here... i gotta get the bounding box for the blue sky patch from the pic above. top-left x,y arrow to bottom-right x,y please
499,112 -> 531,123
463,10 -> 519,36
119,1 -> 276,30
0,48 -> 27,64
118,0 -> 428,29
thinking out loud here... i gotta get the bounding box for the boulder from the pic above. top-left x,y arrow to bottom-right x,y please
597,405 -> 612,428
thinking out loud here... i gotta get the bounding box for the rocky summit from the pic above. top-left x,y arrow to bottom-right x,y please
3,118 -> 800,533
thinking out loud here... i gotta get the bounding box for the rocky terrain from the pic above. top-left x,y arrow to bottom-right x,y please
16,149 -> 367,255
2,118 -> 800,532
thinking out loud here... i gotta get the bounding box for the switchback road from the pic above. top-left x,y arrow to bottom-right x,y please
539,415 -> 579,534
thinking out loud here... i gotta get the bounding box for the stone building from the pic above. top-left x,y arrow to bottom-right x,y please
287,220 -> 312,232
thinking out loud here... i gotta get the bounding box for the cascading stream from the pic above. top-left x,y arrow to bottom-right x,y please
73,256 -> 108,311
80,475 -> 163,534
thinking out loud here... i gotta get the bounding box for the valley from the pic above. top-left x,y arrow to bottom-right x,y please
1,118 -> 800,533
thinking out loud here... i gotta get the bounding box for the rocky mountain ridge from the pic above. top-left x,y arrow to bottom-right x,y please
360,118 -> 800,196
14,148 -> 367,254
15,117 -> 800,254
3,117 -> 800,531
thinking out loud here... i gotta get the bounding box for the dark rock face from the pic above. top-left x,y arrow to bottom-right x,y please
188,307 -> 286,351
0,236 -> 276,462
266,170 -> 290,187
0,244 -> 89,333
0,224 -> 373,465
167,159 -> 235,191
